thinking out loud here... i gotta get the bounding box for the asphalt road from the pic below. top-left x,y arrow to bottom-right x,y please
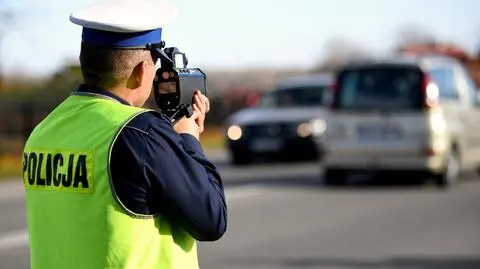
1,152 -> 480,269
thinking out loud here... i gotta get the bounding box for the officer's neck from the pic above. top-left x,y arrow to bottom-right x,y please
100,84 -> 142,107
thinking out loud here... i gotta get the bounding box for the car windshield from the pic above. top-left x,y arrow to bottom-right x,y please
333,66 -> 424,111
258,86 -> 325,108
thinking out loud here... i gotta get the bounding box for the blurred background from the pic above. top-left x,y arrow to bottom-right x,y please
1,0 -> 480,268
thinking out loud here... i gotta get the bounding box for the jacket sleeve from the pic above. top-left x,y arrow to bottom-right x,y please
112,112 -> 227,241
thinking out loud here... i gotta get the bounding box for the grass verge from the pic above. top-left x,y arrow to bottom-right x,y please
0,154 -> 22,180
200,126 -> 225,150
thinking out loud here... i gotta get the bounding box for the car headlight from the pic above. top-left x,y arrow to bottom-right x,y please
227,125 -> 243,140
297,122 -> 311,138
309,118 -> 326,135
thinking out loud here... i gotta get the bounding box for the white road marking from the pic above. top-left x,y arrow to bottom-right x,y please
0,230 -> 28,251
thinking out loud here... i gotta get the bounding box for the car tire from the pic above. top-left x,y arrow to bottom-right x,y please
323,168 -> 348,186
435,149 -> 460,189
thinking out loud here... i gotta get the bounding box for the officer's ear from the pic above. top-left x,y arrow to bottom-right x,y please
130,60 -> 149,89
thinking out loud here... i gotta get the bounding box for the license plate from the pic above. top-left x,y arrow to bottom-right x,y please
357,124 -> 401,141
250,138 -> 283,152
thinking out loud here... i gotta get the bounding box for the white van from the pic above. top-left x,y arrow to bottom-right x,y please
322,55 -> 480,188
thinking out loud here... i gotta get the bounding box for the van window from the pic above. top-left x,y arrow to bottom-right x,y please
259,86 -> 325,108
333,66 -> 424,111
428,68 -> 458,100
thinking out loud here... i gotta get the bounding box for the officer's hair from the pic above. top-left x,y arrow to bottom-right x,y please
79,43 -> 151,88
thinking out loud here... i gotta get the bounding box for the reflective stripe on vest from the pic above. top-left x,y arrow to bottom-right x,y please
23,93 -> 198,269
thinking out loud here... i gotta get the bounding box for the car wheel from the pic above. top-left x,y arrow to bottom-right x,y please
324,168 -> 348,186
435,150 -> 460,189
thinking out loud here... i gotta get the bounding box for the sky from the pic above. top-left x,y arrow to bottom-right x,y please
1,0 -> 479,78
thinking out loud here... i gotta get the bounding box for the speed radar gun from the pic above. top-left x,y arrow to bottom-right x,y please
152,43 -> 207,125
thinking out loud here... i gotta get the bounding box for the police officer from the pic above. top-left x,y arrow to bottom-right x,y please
22,1 -> 227,268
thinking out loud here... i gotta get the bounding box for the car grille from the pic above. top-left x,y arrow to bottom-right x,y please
244,123 -> 295,137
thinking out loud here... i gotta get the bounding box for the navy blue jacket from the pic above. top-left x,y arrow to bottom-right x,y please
77,85 -> 227,241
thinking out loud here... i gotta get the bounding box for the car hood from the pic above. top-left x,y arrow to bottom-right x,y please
225,107 -> 327,126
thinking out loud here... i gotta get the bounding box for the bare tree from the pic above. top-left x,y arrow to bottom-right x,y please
312,37 -> 372,72
395,24 -> 437,49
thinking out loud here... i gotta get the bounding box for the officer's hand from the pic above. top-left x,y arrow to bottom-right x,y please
174,91 -> 209,140
193,90 -> 210,131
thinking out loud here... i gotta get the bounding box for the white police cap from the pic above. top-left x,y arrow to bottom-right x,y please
70,0 -> 177,48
